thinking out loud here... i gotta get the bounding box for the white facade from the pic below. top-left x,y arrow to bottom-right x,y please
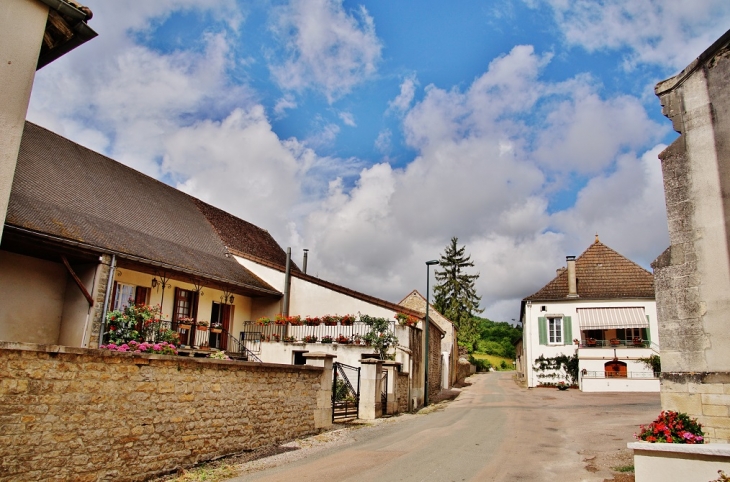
522,298 -> 660,392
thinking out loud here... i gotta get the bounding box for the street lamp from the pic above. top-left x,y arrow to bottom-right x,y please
424,259 -> 439,407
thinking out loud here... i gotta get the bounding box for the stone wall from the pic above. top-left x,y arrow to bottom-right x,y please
428,323 -> 442,400
653,29 -> 730,443
0,342 -> 323,481
397,372 -> 409,413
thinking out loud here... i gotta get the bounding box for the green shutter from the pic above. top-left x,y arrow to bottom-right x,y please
563,316 -> 572,345
645,315 -> 651,342
538,317 -> 547,345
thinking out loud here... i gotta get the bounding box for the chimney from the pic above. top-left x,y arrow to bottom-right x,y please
566,256 -> 578,298
302,249 -> 309,274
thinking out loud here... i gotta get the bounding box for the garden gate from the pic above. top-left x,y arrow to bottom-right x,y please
332,362 -> 360,421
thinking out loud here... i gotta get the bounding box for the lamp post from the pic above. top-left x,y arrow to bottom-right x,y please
424,259 -> 439,407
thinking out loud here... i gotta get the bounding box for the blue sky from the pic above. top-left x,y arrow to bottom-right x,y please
28,0 -> 730,321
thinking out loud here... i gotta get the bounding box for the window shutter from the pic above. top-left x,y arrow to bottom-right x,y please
538,317 -> 547,345
110,282 -> 119,311
563,316 -> 572,345
645,315 -> 651,342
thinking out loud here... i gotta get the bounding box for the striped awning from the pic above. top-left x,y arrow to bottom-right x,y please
577,307 -> 648,329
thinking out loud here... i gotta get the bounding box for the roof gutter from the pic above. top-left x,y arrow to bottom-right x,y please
36,0 -> 98,70
5,225 -> 282,297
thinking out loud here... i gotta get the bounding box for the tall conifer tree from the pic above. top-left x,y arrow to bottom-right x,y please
433,237 -> 483,350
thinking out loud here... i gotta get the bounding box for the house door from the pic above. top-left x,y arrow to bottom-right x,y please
605,360 -> 627,378
173,288 -> 195,345
210,303 -> 234,350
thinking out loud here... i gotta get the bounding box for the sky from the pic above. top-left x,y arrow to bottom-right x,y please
28,0 -> 730,322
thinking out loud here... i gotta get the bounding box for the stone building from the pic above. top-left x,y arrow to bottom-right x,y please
652,28 -> 730,443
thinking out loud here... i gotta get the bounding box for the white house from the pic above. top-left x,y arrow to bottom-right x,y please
520,237 -> 660,392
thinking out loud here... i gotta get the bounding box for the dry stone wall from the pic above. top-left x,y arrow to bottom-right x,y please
397,372 -> 409,412
0,342 -> 322,481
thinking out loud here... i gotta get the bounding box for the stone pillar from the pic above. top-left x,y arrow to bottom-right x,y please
359,358 -> 383,420
382,361 -> 402,415
0,0 -> 49,243
303,352 -> 336,429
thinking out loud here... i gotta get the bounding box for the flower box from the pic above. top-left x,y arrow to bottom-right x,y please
197,326 -> 208,332
211,328 -> 222,334
178,324 -> 191,331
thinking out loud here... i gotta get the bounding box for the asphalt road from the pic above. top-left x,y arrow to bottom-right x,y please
228,372 -> 660,482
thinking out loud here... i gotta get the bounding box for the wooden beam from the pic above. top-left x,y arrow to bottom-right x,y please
61,256 -> 94,306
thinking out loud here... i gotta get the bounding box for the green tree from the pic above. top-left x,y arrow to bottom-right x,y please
433,237 -> 483,351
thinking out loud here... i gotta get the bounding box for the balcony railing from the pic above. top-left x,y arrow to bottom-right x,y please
239,320 -> 397,354
579,338 -> 652,348
582,371 -> 660,379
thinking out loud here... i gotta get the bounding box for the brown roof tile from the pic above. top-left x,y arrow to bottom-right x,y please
7,122 -> 280,297
523,240 -> 654,301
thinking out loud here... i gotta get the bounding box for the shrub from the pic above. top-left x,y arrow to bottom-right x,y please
101,340 -> 177,355
635,411 -> 704,444
469,355 -> 492,372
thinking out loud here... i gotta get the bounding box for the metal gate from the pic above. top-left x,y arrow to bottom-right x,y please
380,369 -> 388,413
332,362 -> 360,421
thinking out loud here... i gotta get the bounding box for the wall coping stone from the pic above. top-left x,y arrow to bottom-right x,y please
0,341 -> 323,372
361,358 -> 384,365
382,361 -> 402,367
628,442 -> 730,457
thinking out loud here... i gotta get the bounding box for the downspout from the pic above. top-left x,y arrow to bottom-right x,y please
283,247 -> 291,316
98,254 -> 116,345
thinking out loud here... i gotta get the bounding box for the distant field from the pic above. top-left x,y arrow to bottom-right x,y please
470,353 -> 515,370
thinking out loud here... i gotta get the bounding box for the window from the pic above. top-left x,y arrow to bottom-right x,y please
112,282 -> 150,311
548,317 -> 562,344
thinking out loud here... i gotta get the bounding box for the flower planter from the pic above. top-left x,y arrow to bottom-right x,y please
197,326 -> 208,331
211,328 -> 222,334
178,324 -> 191,330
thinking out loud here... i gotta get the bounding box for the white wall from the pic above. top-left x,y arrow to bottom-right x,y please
0,0 -> 48,242
235,256 -> 400,320
523,298 -> 659,389
58,262 -> 99,347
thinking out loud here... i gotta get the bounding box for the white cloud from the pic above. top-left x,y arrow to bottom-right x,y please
338,111 -> 356,127
273,94 -> 298,117
387,75 -> 418,114
374,129 -> 392,153
269,0 -> 383,102
536,0 -> 730,70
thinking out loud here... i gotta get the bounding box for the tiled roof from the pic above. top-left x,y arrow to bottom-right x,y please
523,240 -> 654,301
194,199 -> 299,272
398,290 -> 452,334
7,122 -> 280,297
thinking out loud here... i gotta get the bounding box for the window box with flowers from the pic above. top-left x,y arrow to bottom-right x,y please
322,315 -> 339,326
305,316 -> 321,326
196,320 -> 209,331
282,335 -> 296,343
303,335 -> 318,343
177,316 -> 194,331
335,334 -> 351,344
256,316 -> 271,326
395,313 -> 419,327
340,314 -> 355,326
321,335 -> 333,344
211,322 -> 222,333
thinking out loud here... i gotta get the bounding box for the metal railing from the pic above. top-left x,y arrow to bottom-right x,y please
579,338 -> 651,348
240,320 -> 397,354
172,322 -> 261,362
582,371 -> 660,379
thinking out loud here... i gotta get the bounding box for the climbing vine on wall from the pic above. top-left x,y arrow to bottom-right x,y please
533,354 -> 579,386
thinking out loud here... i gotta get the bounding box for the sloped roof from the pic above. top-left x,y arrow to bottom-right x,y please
523,239 -> 654,301
194,198 -> 300,272
7,122 -> 280,297
398,290 -> 451,334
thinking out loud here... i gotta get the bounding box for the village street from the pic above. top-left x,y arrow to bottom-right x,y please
226,373 -> 660,482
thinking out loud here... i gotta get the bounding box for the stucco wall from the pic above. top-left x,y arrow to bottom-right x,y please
58,262 -> 99,348
0,250 -> 67,344
234,256 -> 398,320
0,342 -> 323,481
581,377 -> 660,393
0,0 -> 48,241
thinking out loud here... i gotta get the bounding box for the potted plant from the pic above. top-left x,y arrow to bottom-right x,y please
610,338 -> 620,346
270,333 -> 281,342
275,314 -> 287,325
340,314 -> 355,326
287,315 -> 302,325
321,335 -> 333,344
635,411 -> 704,444
395,313 -> 418,327
256,316 -> 271,326
573,338 -> 580,345
177,317 -> 194,330
305,316 -> 321,326
282,335 -> 296,343
211,322 -> 222,333
335,334 -> 351,344
303,335 -> 318,343
196,320 -> 209,331
322,315 -> 338,326
557,381 -> 569,391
